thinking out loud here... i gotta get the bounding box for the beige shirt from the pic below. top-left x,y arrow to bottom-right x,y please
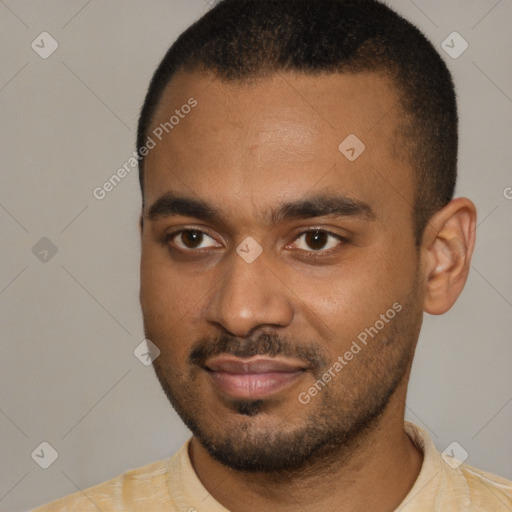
33,422 -> 512,511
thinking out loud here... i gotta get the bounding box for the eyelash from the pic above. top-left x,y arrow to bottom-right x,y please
163,228 -> 348,257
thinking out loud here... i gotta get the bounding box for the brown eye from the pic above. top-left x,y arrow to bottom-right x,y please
293,230 -> 344,252
181,230 -> 203,248
171,230 -> 219,250
304,230 -> 329,250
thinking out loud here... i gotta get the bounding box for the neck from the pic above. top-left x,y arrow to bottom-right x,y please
189,383 -> 423,512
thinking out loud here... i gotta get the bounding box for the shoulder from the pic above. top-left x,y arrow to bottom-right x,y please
403,421 -> 512,510
459,462 -> 512,509
32,458 -> 176,512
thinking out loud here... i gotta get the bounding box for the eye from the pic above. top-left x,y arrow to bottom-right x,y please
291,229 -> 345,252
168,229 -> 220,250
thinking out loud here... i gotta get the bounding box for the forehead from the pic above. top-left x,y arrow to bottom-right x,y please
143,70 -> 414,226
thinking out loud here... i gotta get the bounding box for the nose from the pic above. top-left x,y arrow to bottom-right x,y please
204,249 -> 294,337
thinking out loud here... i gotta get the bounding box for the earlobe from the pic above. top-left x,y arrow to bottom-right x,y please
422,198 -> 477,315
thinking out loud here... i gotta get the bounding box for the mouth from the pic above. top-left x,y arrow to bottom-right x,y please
203,355 -> 308,400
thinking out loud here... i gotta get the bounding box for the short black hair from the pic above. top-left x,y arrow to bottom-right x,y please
137,0 -> 458,244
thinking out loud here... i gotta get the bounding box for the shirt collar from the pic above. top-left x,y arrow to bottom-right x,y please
168,422 -> 473,511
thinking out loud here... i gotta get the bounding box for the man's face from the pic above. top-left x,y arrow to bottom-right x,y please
140,70 -> 425,471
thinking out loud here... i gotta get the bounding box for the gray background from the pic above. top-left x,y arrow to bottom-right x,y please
0,1 -> 511,510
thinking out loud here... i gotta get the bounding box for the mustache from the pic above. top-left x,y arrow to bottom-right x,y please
188,331 -> 326,370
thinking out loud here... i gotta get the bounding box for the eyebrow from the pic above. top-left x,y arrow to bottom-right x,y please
146,192 -> 376,225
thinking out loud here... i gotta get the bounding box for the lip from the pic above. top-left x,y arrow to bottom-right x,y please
204,355 -> 307,400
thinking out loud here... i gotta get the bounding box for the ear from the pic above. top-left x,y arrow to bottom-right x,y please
421,197 -> 477,315
139,212 -> 144,236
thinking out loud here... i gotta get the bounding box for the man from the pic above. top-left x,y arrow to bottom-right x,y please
34,0 -> 512,510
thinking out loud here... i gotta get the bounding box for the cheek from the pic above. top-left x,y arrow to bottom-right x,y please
139,246 -> 217,343
139,248 -> 191,346
140,240 -> 194,308
285,249 -> 416,350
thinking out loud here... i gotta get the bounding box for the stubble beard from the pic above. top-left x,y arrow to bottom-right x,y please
148,292 -> 421,474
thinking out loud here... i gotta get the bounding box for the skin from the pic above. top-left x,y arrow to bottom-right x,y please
139,70 -> 477,511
